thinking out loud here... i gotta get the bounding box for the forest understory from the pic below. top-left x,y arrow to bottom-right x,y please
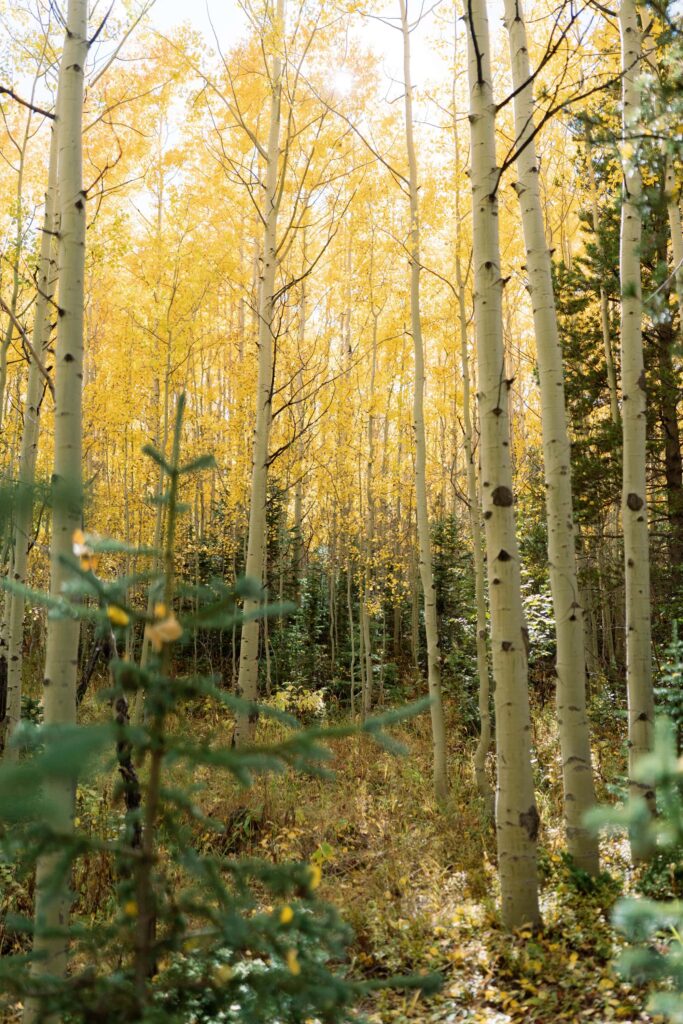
0,0 -> 682,1018
5,667 -> 666,1024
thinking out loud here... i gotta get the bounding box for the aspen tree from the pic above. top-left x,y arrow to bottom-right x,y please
452,16 -> 491,810
234,0 -> 285,745
619,0 -> 655,811
24,0 -> 88,1015
4,117 -> 59,752
399,0 -> 448,801
361,307 -> 378,719
0,65 -> 46,704
503,0 -> 599,874
464,0 -> 540,926
665,153 -> 683,312
453,124 -> 492,811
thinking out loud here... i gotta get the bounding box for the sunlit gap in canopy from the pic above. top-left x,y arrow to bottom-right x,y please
331,68 -> 354,95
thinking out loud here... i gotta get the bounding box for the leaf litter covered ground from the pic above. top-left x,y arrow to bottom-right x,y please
196,702 -> 666,1024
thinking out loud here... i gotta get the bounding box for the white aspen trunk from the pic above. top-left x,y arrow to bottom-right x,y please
4,116 -> 60,752
665,153 -> 683,315
619,0 -> 655,813
457,224 -> 492,813
400,0 -> 448,800
293,237 -> 307,593
24,1 -> 87,1015
361,312 -> 378,718
234,0 -> 285,745
409,538 -> 420,670
453,16 -> 492,811
465,0 -> 540,927
0,95 -> 33,435
585,133 -> 620,426
361,594 -> 372,717
503,0 -> 599,875
0,83 -> 37,697
347,564 -> 356,716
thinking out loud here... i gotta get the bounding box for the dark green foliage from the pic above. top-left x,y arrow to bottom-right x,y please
553,255 -> 622,527
656,626 -> 683,752
590,718 -> 683,1021
0,396 -> 437,1023
431,515 -> 479,728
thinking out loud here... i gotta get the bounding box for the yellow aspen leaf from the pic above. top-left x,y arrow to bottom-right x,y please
213,964 -> 234,985
147,614 -> 182,651
279,905 -> 294,925
123,900 -> 138,917
107,605 -> 130,627
286,948 -> 301,975
308,863 -> 322,890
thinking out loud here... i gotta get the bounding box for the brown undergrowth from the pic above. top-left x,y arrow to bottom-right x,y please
187,697 -> 658,1023
1,679 -> 663,1023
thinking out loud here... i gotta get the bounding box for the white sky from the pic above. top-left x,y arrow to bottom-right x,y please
150,0 -> 247,48
148,0 -> 451,98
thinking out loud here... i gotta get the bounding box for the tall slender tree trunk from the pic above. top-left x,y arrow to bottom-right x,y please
234,0 -> 285,745
293,236 -> 307,594
361,311 -> 378,718
347,563 -> 356,717
3,116 -> 60,753
661,157 -> 683,567
453,15 -> 492,811
665,154 -> 683,312
0,78 -> 38,704
503,0 -> 599,874
24,2 -> 87,1016
619,0 -> 655,813
400,0 -> 448,801
465,0 -> 540,927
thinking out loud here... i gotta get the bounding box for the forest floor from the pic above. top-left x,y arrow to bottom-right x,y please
40,675 -> 668,1024
184,689 -> 663,1024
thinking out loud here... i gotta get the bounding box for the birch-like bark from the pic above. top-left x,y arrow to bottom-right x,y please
0,76 -> 39,703
4,116 -> 60,752
665,154 -> 683,312
503,0 -> 599,875
234,0 -> 285,745
453,16 -> 492,811
465,0 -> 540,927
400,0 -> 448,800
24,1 -> 87,1015
360,312 -> 378,718
619,0 -> 655,812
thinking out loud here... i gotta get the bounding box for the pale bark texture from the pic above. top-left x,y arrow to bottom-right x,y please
465,0 -> 540,927
400,0 -> 448,801
619,0 -> 655,812
503,0 -> 599,875
234,0 -> 285,745
452,35 -> 492,810
665,152 -> 683,343
4,120 -> 60,752
24,1 -> 87,1016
